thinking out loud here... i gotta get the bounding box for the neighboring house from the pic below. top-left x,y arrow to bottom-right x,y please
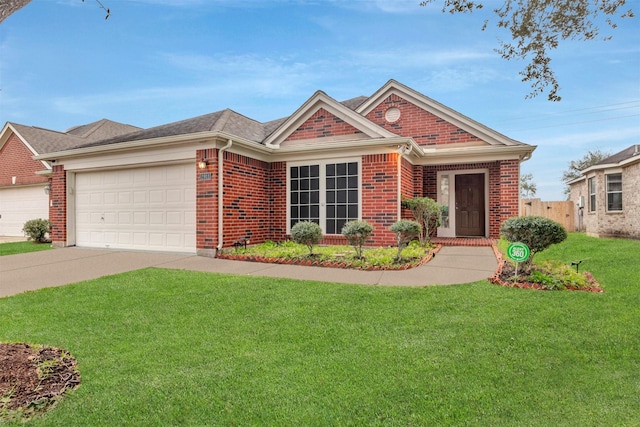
569,145 -> 640,239
0,120 -> 140,236
35,80 -> 535,255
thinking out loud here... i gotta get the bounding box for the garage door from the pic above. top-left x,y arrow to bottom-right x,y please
0,185 -> 49,236
75,163 -> 196,253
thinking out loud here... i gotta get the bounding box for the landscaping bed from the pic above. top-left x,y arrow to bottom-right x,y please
217,240 -> 440,270
489,244 -> 603,292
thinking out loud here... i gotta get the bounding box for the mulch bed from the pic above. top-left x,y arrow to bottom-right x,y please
217,244 -> 442,270
0,343 -> 80,421
488,245 -> 603,292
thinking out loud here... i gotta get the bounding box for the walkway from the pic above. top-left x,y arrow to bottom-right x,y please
0,245 -> 497,298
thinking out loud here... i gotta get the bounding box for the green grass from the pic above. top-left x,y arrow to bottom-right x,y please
0,241 -> 52,256
1,233 -> 638,425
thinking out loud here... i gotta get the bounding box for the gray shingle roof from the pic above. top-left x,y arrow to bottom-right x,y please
593,145 -> 640,166
65,119 -> 140,141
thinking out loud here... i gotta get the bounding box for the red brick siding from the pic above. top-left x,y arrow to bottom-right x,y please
196,148 -> 218,250
222,151 -> 271,247
268,161 -> 287,242
362,153 -> 399,245
0,134 -> 48,186
365,94 -> 482,146
49,165 -> 66,244
422,160 -> 519,238
285,108 -> 363,141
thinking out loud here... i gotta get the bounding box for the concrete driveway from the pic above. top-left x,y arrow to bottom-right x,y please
0,246 -> 498,298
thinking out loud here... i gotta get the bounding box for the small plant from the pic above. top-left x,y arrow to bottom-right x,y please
22,219 -> 51,243
341,220 -> 373,259
390,220 -> 421,261
290,221 -> 323,256
403,197 -> 442,246
500,216 -> 567,272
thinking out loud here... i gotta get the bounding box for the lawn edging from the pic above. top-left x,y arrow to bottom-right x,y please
488,244 -> 603,293
216,244 -> 443,271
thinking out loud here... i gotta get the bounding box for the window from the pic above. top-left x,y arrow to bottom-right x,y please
588,177 -> 596,212
606,173 -> 622,211
289,161 -> 359,234
439,175 -> 450,228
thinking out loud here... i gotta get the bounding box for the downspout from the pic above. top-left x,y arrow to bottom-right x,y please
396,145 -> 412,220
217,139 -> 233,253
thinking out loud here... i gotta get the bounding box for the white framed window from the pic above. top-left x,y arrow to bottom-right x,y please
606,173 -> 622,212
287,159 -> 361,234
588,176 -> 596,212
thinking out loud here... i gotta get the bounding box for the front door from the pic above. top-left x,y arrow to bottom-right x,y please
455,173 -> 485,236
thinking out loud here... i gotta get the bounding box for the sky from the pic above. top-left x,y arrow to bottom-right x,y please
1,0 -> 639,201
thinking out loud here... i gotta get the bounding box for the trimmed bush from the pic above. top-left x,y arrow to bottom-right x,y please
22,218 -> 51,243
290,221 -> 323,256
500,216 -> 567,270
342,220 -> 373,259
390,220 -> 421,261
403,197 -> 442,246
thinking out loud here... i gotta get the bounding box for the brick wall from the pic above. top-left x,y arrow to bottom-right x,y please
222,151 -> 271,245
576,164 -> 640,239
196,148 -> 218,251
49,165 -> 66,246
0,133 -> 48,186
365,94 -> 483,146
422,160 -> 519,238
362,153 -> 399,245
285,108 -> 363,142
268,161 -> 287,242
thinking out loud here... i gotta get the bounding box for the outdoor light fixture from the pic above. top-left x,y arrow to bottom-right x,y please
44,184 -> 51,195
198,159 -> 208,169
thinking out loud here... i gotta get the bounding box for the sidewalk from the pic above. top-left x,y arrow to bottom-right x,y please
0,246 -> 497,298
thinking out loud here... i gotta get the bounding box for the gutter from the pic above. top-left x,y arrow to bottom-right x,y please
217,139 -> 233,252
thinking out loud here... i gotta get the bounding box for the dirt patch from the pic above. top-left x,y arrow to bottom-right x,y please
0,343 -> 80,421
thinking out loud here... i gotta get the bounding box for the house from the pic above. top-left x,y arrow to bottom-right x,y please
569,145 -> 640,239
34,80 -> 535,255
0,120 -> 140,236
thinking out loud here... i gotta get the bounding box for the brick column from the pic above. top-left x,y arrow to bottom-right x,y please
49,165 -> 67,247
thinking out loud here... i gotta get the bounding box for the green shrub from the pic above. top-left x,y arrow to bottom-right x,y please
500,216 -> 567,271
403,197 -> 442,246
341,220 -> 373,259
390,220 -> 421,261
22,218 -> 51,243
290,221 -> 323,255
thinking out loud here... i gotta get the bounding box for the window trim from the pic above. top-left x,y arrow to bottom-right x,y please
605,172 -> 623,212
587,175 -> 596,213
286,158 -> 362,234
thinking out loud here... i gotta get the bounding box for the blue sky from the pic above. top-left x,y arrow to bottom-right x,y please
1,0 -> 638,201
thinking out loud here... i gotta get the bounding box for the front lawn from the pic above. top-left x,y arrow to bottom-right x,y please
0,241 -> 52,256
0,233 -> 638,425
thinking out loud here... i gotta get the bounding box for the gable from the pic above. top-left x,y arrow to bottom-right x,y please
284,108 -> 364,143
265,91 -> 397,148
0,133 -> 49,186
364,93 -> 483,146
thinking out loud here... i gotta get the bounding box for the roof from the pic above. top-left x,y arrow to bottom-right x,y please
2,119 -> 142,155
593,144 -> 640,166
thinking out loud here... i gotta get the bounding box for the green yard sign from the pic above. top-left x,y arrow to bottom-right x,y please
507,242 -> 530,262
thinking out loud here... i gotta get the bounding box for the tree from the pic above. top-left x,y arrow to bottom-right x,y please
390,220 -> 422,261
520,173 -> 537,198
0,0 -> 109,24
403,197 -> 442,246
342,220 -> 374,259
500,216 -> 567,273
290,221 -> 323,256
561,149 -> 611,197
421,0 -> 635,101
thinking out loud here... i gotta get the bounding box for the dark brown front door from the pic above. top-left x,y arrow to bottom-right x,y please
455,173 -> 485,236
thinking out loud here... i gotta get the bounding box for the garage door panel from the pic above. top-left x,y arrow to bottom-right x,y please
76,163 -> 195,253
0,185 -> 49,236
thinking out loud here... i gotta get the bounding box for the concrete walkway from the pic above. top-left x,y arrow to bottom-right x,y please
0,246 -> 497,298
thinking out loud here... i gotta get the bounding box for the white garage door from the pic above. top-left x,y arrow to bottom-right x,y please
75,163 -> 196,253
0,185 -> 49,237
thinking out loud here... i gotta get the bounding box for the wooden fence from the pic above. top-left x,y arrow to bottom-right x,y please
520,198 -> 575,231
